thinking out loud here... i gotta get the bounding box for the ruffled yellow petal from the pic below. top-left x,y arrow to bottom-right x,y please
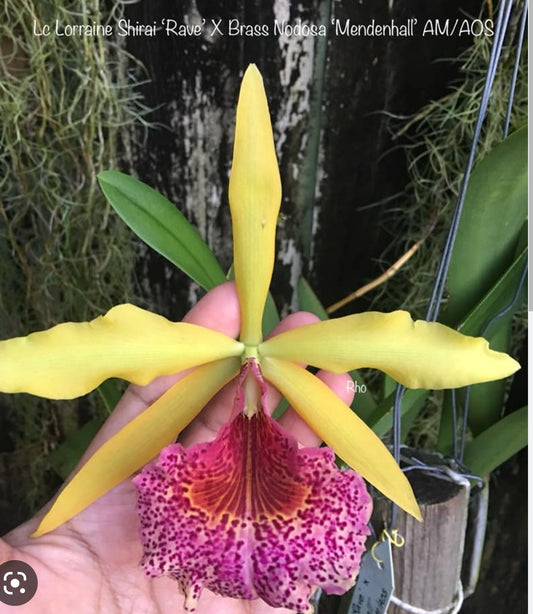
261,357 -> 421,520
259,311 -> 519,389
228,64 -> 281,346
0,304 -> 243,399
32,357 -> 240,537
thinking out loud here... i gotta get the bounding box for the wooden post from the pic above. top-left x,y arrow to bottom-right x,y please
368,451 -> 471,614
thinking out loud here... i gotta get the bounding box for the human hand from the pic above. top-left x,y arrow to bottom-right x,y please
1,282 -> 354,614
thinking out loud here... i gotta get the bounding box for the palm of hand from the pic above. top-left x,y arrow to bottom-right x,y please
1,286 -> 352,614
2,475 -> 292,614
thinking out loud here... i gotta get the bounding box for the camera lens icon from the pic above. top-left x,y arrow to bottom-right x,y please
0,560 -> 38,606
5,572 -> 27,594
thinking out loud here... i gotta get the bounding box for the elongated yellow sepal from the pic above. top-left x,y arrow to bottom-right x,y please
0,304 -> 243,399
228,64 -> 281,346
260,311 -> 520,389
32,357 -> 240,537
262,357 -> 422,520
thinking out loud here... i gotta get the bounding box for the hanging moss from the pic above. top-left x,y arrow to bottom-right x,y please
372,29 -> 527,319
374,25 -> 527,449
0,0 -> 148,528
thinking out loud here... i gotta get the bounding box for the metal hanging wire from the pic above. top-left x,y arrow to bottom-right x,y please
389,0 -> 527,530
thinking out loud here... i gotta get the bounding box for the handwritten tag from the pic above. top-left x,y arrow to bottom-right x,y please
344,540 -> 395,614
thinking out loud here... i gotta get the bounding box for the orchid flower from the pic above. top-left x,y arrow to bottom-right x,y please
0,65 -> 519,612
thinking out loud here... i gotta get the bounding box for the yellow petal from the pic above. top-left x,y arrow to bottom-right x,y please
260,311 -> 520,389
261,357 -> 422,520
228,64 -> 281,346
32,357 -> 240,537
0,304 -> 244,399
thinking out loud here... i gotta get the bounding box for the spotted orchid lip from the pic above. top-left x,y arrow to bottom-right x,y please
4,64 -> 518,540
133,358 -> 372,613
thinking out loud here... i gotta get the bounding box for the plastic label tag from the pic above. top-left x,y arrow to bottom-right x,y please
346,540 -> 395,614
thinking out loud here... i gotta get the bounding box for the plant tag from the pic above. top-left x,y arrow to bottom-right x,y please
345,540 -> 395,614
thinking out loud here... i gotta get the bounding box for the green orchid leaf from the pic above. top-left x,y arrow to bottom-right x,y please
514,218 -> 528,253
437,129 -> 526,446
367,388 -> 428,438
96,379 -> 124,415
297,277 -> 329,321
460,323 -> 515,435
382,374 -> 397,398
262,291 -> 281,338
459,246 -> 526,433
348,369 -> 376,422
272,397 -> 290,420
438,245 -> 526,446
48,418 -> 103,480
438,324 -> 517,452
463,406 -> 527,476
443,126 -> 527,325
458,246 -> 527,339
98,170 -> 226,290
49,379 -> 124,479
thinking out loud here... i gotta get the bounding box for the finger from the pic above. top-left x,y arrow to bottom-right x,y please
266,311 -> 319,339
182,280 -> 241,335
78,282 -> 241,462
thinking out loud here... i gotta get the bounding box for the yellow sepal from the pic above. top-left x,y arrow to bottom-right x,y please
259,311 -> 519,389
262,357 -> 422,520
31,357 -> 240,537
228,64 -> 281,346
0,303 -> 243,399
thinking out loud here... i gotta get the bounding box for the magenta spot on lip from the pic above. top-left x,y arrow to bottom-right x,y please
133,359 -> 372,613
